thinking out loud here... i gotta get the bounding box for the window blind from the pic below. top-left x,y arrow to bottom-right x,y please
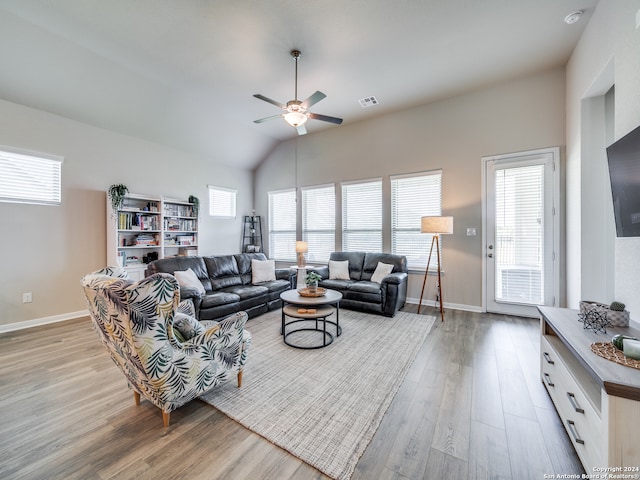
391,171 -> 442,270
268,189 -> 297,261
342,179 -> 382,252
0,147 -> 62,205
208,186 -> 236,217
494,164 -> 544,304
302,184 -> 335,263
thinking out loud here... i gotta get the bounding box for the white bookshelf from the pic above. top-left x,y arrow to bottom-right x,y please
106,193 -> 198,281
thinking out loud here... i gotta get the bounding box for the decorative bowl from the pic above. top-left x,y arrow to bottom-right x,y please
297,287 -> 327,297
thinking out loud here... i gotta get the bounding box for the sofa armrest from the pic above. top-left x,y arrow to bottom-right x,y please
179,286 -> 203,314
382,272 -> 408,285
381,272 -> 408,316
276,268 -> 295,281
308,266 -> 329,280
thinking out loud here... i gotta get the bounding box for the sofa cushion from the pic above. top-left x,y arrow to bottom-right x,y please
174,268 -> 206,294
205,255 -> 242,290
361,253 -> 407,281
221,285 -> 269,309
329,260 -> 350,280
320,278 -> 356,291
201,291 -> 241,308
146,256 -> 212,291
252,259 -> 276,284
371,262 -> 394,284
344,281 -> 382,303
235,252 -> 268,284
329,252 -> 365,280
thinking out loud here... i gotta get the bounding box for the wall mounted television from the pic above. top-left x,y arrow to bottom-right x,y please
606,123 -> 640,237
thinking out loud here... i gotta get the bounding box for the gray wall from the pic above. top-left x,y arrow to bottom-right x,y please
566,0 -> 640,317
0,98 -> 252,327
255,68 -> 566,311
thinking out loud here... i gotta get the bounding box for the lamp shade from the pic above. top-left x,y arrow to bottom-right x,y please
295,241 -> 308,253
421,216 -> 453,234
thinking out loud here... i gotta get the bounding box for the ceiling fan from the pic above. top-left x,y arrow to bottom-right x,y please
253,50 -> 343,136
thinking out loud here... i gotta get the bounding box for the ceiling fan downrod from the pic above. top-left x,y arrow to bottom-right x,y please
291,49 -> 301,102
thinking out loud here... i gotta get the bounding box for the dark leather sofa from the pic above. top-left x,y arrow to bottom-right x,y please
308,251 -> 408,317
145,253 -> 294,322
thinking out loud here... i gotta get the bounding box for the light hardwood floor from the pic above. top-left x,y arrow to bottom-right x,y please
0,305 -> 583,479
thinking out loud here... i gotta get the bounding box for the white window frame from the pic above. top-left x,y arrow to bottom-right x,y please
0,146 -> 63,206
302,184 -> 336,263
208,185 -> 237,218
341,178 -> 382,252
268,188 -> 297,261
391,170 -> 443,270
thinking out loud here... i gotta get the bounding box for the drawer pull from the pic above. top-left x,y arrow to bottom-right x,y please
543,352 -> 554,364
566,420 -> 585,445
567,392 -> 585,414
543,372 -> 554,387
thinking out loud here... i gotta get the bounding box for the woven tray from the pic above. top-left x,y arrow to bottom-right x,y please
297,287 -> 327,297
591,342 -> 640,370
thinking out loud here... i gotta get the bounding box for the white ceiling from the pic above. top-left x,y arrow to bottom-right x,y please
0,0 -> 597,170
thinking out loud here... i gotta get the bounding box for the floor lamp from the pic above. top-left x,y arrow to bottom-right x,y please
417,216 -> 453,321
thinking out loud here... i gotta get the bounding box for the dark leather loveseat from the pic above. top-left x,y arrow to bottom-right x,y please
145,253 -> 294,322
308,251 -> 408,317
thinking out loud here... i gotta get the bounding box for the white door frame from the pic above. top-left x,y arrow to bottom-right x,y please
481,147 -> 561,317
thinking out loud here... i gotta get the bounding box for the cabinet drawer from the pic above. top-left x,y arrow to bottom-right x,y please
541,335 -> 603,470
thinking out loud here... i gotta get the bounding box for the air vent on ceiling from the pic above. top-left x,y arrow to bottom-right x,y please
358,96 -> 379,108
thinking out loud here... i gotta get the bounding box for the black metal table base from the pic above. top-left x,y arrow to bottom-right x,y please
282,318 -> 342,350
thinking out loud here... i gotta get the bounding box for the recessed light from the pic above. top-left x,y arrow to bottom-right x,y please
564,10 -> 583,25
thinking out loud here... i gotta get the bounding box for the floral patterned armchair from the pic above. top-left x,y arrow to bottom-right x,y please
81,267 -> 251,427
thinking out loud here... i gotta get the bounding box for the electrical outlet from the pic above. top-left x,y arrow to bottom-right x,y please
23,292 -> 33,303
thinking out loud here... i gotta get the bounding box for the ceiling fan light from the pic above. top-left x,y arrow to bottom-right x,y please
284,111 -> 308,127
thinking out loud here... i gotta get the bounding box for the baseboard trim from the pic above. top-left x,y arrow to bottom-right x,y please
406,297 -> 483,313
0,310 -> 89,333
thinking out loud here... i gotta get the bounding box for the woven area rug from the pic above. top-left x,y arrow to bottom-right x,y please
200,308 -> 436,480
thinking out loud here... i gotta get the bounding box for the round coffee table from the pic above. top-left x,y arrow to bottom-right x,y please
280,289 -> 342,349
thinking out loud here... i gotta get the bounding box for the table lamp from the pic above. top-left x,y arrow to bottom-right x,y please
296,241 -> 308,268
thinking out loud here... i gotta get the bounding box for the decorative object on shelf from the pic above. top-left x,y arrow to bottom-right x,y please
297,286 -> 327,298
591,341 -> 640,370
608,301 -> 630,327
304,271 -> 322,293
295,241 -> 308,267
188,195 -> 199,217
612,333 -> 638,350
417,216 -> 454,322
578,300 -> 610,333
108,183 -> 128,214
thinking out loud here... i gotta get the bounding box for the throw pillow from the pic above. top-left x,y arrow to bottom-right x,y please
172,313 -> 205,341
329,260 -> 350,280
174,268 -> 205,295
371,262 -> 394,284
252,259 -> 276,284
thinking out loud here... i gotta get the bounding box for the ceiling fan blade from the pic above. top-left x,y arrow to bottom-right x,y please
254,114 -> 283,124
301,91 -> 326,109
253,94 -> 286,109
308,112 -> 343,125
296,124 -> 307,136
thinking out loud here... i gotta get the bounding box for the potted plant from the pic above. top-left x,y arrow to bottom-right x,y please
305,271 -> 322,292
108,184 -> 128,214
188,195 -> 199,217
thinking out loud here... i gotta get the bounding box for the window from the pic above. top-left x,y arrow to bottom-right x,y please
302,184 -> 335,263
268,189 -> 296,261
391,171 -> 442,270
208,186 -> 236,217
342,179 -> 382,252
0,146 -> 62,205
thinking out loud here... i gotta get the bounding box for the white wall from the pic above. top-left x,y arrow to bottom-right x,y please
255,68 -> 566,311
0,98 -> 252,327
566,0 -> 640,317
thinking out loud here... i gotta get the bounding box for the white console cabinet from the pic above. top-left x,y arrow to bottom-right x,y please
539,307 -> 640,474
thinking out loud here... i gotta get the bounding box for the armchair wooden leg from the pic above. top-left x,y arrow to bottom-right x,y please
162,411 -> 170,428
237,370 -> 243,388
133,391 -> 140,406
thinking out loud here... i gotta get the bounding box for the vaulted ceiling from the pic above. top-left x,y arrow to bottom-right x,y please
0,0 -> 597,169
